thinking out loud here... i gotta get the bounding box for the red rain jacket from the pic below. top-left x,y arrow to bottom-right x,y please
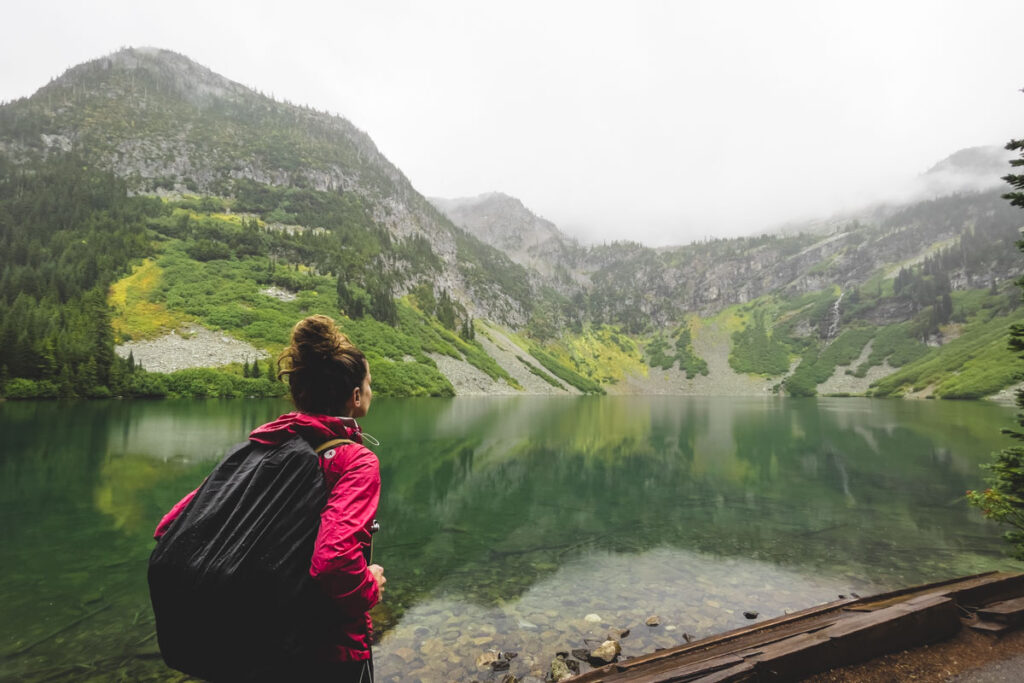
154,413 -> 381,662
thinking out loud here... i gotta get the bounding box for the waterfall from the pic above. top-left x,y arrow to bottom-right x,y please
826,291 -> 843,340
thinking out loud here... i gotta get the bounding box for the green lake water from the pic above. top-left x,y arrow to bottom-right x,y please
1,396 -> 1022,681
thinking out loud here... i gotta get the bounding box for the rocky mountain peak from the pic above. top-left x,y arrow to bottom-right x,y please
430,192 -> 582,282
431,192 -> 574,250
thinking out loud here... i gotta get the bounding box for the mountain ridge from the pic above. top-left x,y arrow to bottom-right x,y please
1,48 -> 1022,401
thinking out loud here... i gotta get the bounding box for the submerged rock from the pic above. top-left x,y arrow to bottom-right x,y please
476,651 -> 499,669
743,611 -> 759,620
550,656 -> 574,682
584,613 -> 602,624
645,615 -> 661,626
608,627 -> 630,640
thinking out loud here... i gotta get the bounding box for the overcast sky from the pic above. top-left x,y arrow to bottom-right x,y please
2,1 -> 1023,246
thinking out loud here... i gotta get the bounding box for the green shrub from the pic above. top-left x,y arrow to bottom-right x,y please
729,312 -> 790,376
516,356 -> 564,389
528,346 -> 604,394
3,378 -> 59,400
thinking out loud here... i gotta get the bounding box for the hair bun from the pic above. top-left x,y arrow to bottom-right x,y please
277,315 -> 367,415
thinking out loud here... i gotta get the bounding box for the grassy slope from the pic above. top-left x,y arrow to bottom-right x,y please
106,202 -> 1023,400
109,257 -> 192,342
869,304 -> 1024,399
109,238 -> 519,397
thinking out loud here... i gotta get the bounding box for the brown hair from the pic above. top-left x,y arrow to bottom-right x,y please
277,315 -> 367,415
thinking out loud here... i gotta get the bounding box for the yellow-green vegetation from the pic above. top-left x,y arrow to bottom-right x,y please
557,325 -> 646,384
108,258 -> 192,342
500,324 -> 643,393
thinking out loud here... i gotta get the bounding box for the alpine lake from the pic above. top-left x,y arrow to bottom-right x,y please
1,396 -> 1023,682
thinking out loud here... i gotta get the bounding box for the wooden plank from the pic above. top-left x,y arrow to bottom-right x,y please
977,596 -> 1024,624
946,572 -> 1024,609
575,616 -> 843,682
844,571 -> 1019,611
963,616 -> 1015,633
689,661 -> 756,683
573,598 -> 854,681
571,573 -> 1023,682
620,654 -> 747,683
743,632 -> 835,681
744,594 -> 960,680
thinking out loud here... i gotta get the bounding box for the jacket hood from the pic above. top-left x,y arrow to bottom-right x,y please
249,412 -> 363,446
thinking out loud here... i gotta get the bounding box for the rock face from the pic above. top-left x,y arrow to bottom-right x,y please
430,193 -> 583,285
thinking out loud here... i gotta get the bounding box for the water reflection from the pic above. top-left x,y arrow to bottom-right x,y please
0,397 -> 1021,681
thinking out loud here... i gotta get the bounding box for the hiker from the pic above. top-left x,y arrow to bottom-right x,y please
151,314 -> 385,682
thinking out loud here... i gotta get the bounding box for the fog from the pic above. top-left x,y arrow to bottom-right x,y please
2,0 -> 1023,246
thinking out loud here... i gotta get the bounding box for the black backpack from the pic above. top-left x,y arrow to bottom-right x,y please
148,435 -> 351,682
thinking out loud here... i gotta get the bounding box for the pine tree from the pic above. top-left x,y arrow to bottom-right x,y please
251,358 -> 261,379
967,134 -> 1024,559
242,358 -> 251,378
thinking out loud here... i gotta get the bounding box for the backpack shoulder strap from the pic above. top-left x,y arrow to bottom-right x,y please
314,438 -> 356,455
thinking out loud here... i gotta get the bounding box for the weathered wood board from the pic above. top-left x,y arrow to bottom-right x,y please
570,571 -> 1024,683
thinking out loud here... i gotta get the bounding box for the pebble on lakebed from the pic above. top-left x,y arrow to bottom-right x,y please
587,639 -> 622,665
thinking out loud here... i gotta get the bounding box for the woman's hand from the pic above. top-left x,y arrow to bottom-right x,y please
369,564 -> 386,593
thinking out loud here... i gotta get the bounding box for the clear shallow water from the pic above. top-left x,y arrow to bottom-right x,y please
0,396 -> 1021,681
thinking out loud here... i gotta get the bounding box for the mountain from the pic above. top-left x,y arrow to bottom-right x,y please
435,185 -> 1021,326
0,47 -> 534,327
923,144 -> 1015,189
429,193 -> 583,284
1,47 -> 1022,402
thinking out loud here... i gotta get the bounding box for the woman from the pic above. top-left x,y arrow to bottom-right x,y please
154,315 -> 386,682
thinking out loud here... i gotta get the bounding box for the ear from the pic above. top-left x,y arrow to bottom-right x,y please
342,386 -> 360,417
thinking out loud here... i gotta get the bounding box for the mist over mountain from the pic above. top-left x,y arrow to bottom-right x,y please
1,47 -> 1022,402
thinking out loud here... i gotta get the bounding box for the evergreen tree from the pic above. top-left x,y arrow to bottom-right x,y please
251,358 -> 261,379
967,135 -> 1024,558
